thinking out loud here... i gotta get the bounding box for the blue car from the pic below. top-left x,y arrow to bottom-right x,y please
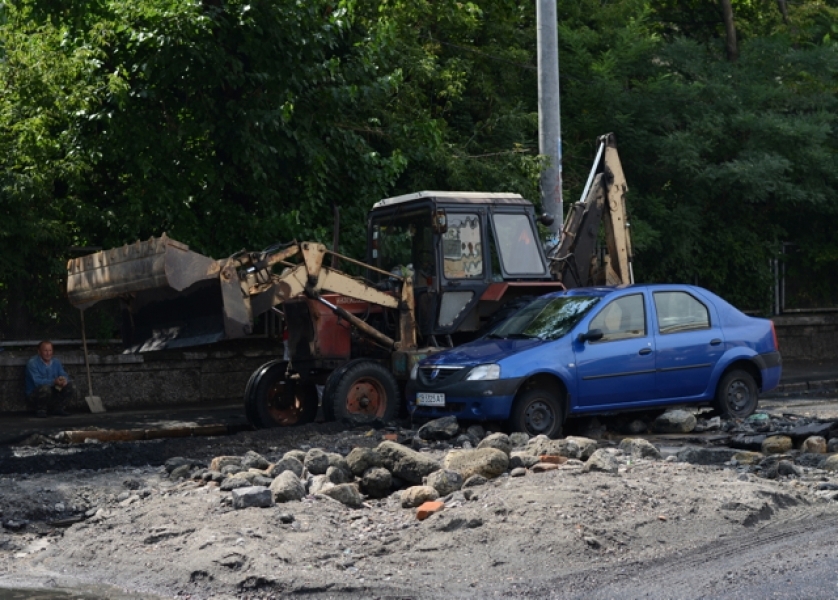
407,284 -> 782,437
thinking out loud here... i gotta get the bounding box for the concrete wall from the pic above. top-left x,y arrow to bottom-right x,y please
773,313 -> 838,361
0,341 -> 279,414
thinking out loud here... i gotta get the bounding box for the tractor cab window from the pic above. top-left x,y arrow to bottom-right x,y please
491,213 -> 545,276
370,209 -> 435,285
442,214 -> 483,279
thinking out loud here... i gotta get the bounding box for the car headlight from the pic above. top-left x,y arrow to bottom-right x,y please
410,362 -> 419,381
466,364 -> 500,381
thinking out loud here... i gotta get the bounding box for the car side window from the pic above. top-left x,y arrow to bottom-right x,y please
588,294 -> 646,342
654,291 -> 710,334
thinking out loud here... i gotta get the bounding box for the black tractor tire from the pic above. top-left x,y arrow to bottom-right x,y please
244,360 -> 318,428
509,388 -> 564,438
714,369 -> 759,419
324,360 -> 399,426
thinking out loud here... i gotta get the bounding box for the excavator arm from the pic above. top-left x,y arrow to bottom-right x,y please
549,133 -> 634,287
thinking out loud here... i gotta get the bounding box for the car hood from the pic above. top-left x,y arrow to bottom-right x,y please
422,338 -> 544,368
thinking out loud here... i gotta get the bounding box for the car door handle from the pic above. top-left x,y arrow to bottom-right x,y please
639,348 -> 652,355
710,338 -> 722,346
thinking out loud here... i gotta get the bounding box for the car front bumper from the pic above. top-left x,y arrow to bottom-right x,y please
406,377 -> 524,421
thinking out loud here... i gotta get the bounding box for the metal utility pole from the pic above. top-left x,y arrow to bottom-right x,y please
537,0 -> 562,242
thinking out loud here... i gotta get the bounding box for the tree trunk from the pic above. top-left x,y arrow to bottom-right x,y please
776,0 -> 789,24
720,0 -> 739,62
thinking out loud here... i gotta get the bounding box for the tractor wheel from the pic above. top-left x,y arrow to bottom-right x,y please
245,360 -> 318,428
325,360 -> 399,425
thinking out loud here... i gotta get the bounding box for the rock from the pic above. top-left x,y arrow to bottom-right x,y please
777,460 -> 802,477
266,457 -> 304,479
284,449 -> 307,463
241,450 -> 270,470
346,448 -> 382,477
510,467 -> 527,477
801,436 -> 827,454
270,471 -> 306,503
221,464 -> 244,476
795,453 -> 824,468
443,448 -> 509,480
164,457 -> 199,474
653,410 -> 697,433
220,475 -> 254,491
829,438 -> 838,454
320,484 -> 364,508
210,456 -> 241,472
619,419 -> 649,435
583,449 -> 620,474
676,447 -> 737,465
401,485 -> 440,508
308,475 -> 335,496
454,433 -> 479,448
732,451 -> 763,465
424,469 -> 463,496
417,416 -> 460,441
466,425 -> 486,440
478,433 -> 512,456
619,438 -> 661,461
525,436 -> 597,460
326,453 -> 352,476
821,455 -> 838,472
508,432 -> 530,448
730,434 -> 767,451
762,436 -> 793,455
360,467 -> 392,499
231,486 -> 273,509
462,475 -> 488,488
531,463 -> 559,473
417,501 -> 445,520
376,440 -> 440,484
509,452 -> 540,470
304,449 -> 330,475
169,464 -> 193,480
325,466 -> 350,484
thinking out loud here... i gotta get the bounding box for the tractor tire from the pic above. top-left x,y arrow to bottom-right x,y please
324,360 -> 399,426
245,360 -> 318,428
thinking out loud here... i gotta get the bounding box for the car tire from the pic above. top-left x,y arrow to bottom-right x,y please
325,360 -> 399,425
714,369 -> 758,419
247,361 -> 318,428
509,388 -> 564,438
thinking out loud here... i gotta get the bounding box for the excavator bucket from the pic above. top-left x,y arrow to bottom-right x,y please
67,235 -> 253,351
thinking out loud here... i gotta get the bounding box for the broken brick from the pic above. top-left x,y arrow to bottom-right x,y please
539,455 -> 568,465
416,501 -> 444,521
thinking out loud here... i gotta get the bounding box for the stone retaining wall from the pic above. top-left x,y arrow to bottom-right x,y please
0,341 -> 279,413
772,313 -> 838,360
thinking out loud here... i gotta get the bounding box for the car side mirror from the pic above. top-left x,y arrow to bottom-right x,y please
577,329 -> 604,343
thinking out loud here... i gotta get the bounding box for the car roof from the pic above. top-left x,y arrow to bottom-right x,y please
544,283 -> 716,299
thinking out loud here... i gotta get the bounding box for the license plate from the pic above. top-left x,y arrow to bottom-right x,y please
416,392 -> 445,407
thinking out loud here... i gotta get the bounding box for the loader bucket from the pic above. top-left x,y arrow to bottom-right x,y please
67,235 -> 253,352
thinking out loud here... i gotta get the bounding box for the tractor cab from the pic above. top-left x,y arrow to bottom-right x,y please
367,191 -> 561,342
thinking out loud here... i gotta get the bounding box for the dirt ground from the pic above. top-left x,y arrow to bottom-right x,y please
2,401 -> 838,600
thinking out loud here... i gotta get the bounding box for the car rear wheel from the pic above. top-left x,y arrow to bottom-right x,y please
509,389 -> 564,438
714,369 -> 758,418
245,361 -> 318,428
324,360 -> 399,425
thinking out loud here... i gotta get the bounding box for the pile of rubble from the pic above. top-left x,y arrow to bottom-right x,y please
161,411 -> 838,517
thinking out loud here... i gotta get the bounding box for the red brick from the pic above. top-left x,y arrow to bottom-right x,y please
416,501 -> 445,521
539,455 -> 568,465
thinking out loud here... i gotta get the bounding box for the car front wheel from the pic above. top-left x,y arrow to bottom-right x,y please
509,389 -> 564,438
715,369 -> 758,418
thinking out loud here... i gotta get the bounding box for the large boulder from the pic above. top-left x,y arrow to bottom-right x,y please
304,449 -> 331,475
376,441 -> 440,484
425,469 -> 464,496
417,416 -> 461,441
477,433 -> 512,456
346,448 -> 382,477
270,471 -> 306,503
525,435 -> 597,460
443,448 -> 509,480
653,410 -> 697,434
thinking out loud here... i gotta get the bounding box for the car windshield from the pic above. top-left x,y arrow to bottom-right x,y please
487,295 -> 601,340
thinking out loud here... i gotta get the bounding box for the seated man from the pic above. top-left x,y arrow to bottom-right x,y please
25,340 -> 77,417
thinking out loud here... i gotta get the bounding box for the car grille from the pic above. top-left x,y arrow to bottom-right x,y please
418,365 -> 464,385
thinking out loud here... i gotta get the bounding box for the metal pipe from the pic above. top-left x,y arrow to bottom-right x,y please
537,0 -> 563,239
